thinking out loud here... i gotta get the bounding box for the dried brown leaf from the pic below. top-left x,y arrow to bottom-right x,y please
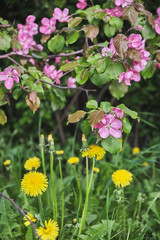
127,48 -> 141,63
134,3 -> 145,12
40,34 -> 51,44
123,6 -> 139,25
144,10 -> 154,27
14,67 -> 24,75
26,93 -> 40,113
113,34 -> 128,59
83,25 -> 99,41
20,57 -> 28,66
89,110 -> 105,128
28,91 -> 37,105
68,110 -> 87,123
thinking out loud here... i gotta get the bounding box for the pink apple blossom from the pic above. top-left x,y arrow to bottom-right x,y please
0,67 -> 19,89
101,38 -> 118,57
119,71 -> 140,85
154,17 -> 160,34
29,58 -> 35,65
94,114 -> 122,139
40,17 -> 56,34
53,8 -> 70,23
134,25 -> 145,31
67,77 -> 76,88
76,0 -> 87,10
111,107 -> 124,119
55,57 -> 61,64
115,0 -> 134,7
127,34 -> 142,49
43,65 -> 63,84
157,6 -> 160,17
18,31 -> 34,50
158,63 -> 160,69
105,7 -> 123,18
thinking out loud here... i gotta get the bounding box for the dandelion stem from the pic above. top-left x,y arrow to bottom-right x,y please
73,165 -> 82,218
50,151 -> 58,221
77,157 -> 95,239
40,143 -> 50,206
58,158 -> 65,235
122,188 -> 126,240
38,195 -> 43,216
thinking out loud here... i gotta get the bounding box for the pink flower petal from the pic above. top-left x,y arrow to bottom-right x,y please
98,126 -> 110,138
109,128 -> 122,138
111,119 -> 122,129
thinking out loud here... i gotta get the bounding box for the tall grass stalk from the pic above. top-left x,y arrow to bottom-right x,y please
50,151 -> 58,221
122,188 -> 126,240
58,157 -> 64,235
73,165 -> 82,218
77,157 -> 95,239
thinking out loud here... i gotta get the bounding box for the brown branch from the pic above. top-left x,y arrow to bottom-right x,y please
0,192 -> 42,240
38,79 -> 97,94
48,49 -> 84,59
7,56 -> 21,66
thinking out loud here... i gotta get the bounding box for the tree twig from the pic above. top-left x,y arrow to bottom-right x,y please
0,192 -> 42,240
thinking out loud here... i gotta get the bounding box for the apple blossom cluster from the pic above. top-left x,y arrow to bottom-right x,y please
119,34 -> 150,85
76,0 -> 87,10
17,15 -> 42,55
40,17 -> 56,35
154,7 -> 160,34
105,0 -> 134,19
53,8 -> 70,23
94,108 -> 124,139
43,65 -> 63,84
0,67 -> 19,89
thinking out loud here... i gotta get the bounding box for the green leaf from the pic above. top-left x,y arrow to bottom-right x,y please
90,70 -> 110,87
87,53 -> 102,65
117,104 -> 138,119
81,120 -> 91,137
122,117 -> 132,134
28,67 -> 42,79
31,51 -> 47,59
48,35 -> 65,52
12,89 -> 22,100
142,23 -> 156,40
96,56 -> 111,74
0,109 -> 7,125
66,30 -> 79,45
109,80 -> 128,99
25,226 -> 34,240
104,23 -> 116,38
106,62 -> 125,80
75,66 -> 89,84
0,85 -> 5,100
141,60 -> 155,79
25,77 -> 44,94
109,17 -> 123,31
0,32 -> 11,52
101,135 -> 122,154
100,102 -> 112,113
60,62 -> 79,71
68,17 -> 82,28
86,100 -> 98,109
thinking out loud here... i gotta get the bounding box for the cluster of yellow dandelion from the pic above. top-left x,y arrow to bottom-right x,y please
112,169 -> 133,188
67,157 -> 79,165
24,212 -> 36,226
21,171 -> 48,197
93,167 -> 100,173
24,157 -> 41,171
36,219 -> 59,240
132,147 -> 140,155
3,160 -> 11,166
82,145 -> 106,160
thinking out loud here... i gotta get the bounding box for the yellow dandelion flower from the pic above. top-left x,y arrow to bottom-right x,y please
3,160 -> 11,166
132,147 -> 140,155
93,167 -> 100,173
36,219 -> 59,240
21,172 -> 48,197
73,218 -> 77,223
112,169 -> 133,188
82,145 -> 106,160
41,134 -> 44,139
142,162 -> 148,166
24,157 -> 41,171
67,157 -> 79,165
24,212 -> 36,226
56,150 -> 64,155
